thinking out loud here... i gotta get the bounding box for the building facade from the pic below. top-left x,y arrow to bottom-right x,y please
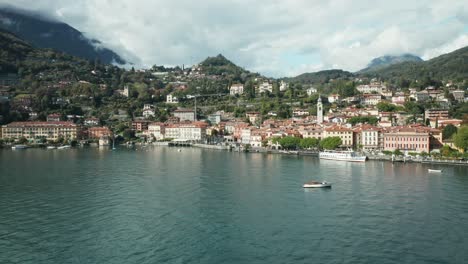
1,121 -> 80,141
174,109 -> 196,122
230,84 -> 244,95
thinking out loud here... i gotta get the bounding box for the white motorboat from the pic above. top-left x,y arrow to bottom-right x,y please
57,145 -> 71,149
428,169 -> 442,173
47,146 -> 56,149
319,150 -> 366,162
303,181 -> 332,188
11,145 -> 28,150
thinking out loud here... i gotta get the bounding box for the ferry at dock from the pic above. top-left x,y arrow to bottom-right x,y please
319,150 -> 367,162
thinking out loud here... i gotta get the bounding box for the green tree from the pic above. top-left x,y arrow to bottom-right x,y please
320,137 -> 342,150
299,138 -> 319,149
442,124 -> 458,140
453,126 -> 468,151
376,102 -> 397,112
278,136 -> 301,150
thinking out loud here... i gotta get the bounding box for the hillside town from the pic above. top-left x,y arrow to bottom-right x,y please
0,29 -> 467,157
1,74 -> 467,157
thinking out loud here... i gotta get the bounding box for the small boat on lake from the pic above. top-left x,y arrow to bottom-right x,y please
11,144 -> 28,150
57,145 -> 71,149
428,169 -> 442,173
303,181 -> 332,188
47,146 -> 56,149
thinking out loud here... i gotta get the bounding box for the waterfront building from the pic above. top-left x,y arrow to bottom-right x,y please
165,122 -> 207,142
147,123 -> 166,140
382,125 -> 442,153
323,125 -> 353,147
88,127 -> 112,139
250,131 -> 264,147
1,121 -> 80,141
298,126 -> 323,140
240,128 -> 252,144
354,125 -> 382,151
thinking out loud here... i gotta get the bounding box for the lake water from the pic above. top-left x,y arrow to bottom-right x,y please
1,147 -> 468,264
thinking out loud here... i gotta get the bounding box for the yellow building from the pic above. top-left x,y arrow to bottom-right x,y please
323,125 -> 354,147
1,121 -> 80,141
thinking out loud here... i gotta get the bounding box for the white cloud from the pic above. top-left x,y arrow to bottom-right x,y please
1,0 -> 468,77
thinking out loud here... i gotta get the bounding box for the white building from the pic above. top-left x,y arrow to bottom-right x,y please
306,87 -> 317,96
328,94 -> 340,103
392,93 -> 406,105
166,93 -> 179,104
452,90 -> 466,102
142,104 -> 155,118
230,84 -> 244,95
250,133 -> 263,147
240,128 -> 252,144
293,109 -> 309,117
165,123 -> 207,142
360,94 -> 382,105
357,126 -> 381,151
356,82 -> 385,94
208,114 -> 221,124
257,82 -> 273,94
147,123 -> 165,140
116,86 -> 129,97
279,81 -> 288,92
174,109 -> 196,122
84,117 -> 100,126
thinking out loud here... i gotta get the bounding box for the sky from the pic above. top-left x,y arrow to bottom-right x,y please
1,0 -> 468,77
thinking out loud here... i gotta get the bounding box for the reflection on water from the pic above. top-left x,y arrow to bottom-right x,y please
0,147 -> 467,264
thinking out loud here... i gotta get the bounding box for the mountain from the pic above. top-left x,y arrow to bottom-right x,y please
360,46 -> 468,81
0,28 -> 33,72
360,54 -> 423,72
286,69 -> 354,84
198,54 -> 255,77
0,8 -> 125,65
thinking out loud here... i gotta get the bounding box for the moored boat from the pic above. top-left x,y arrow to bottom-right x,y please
47,146 -> 56,149
11,144 -> 28,150
57,145 -> 71,149
428,169 -> 442,173
319,150 -> 366,162
303,181 -> 332,188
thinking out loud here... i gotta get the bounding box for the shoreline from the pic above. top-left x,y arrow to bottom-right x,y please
4,142 -> 468,166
